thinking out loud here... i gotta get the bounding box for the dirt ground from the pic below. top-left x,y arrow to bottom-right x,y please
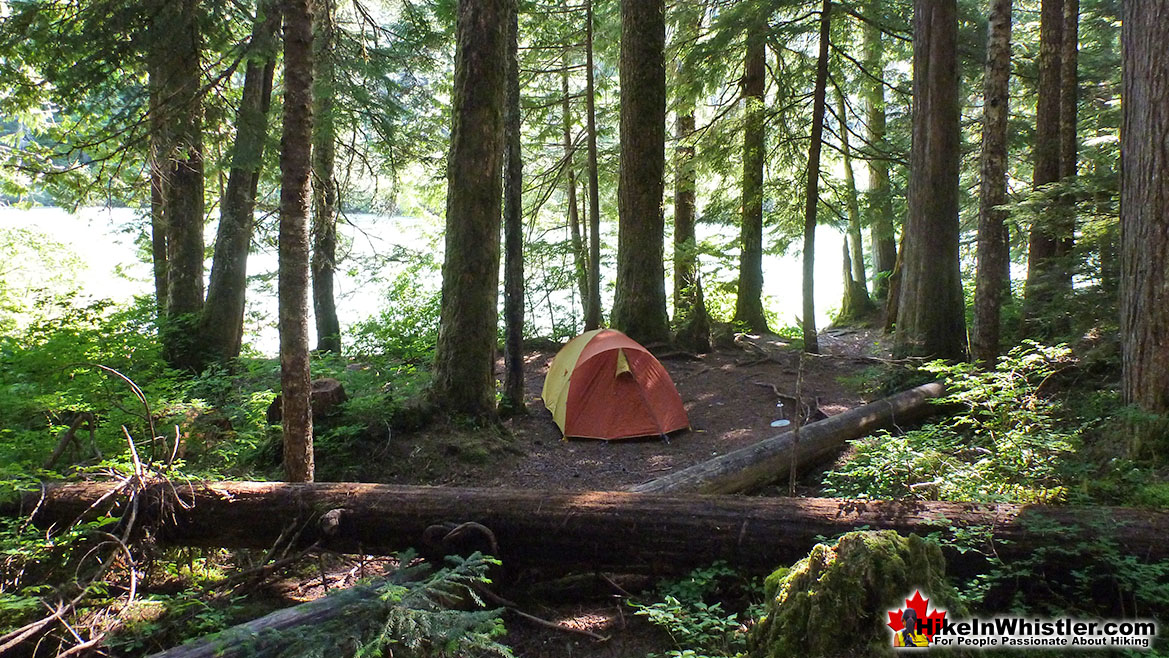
487,329 -> 886,492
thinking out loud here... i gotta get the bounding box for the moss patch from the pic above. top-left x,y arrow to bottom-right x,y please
749,530 -> 966,658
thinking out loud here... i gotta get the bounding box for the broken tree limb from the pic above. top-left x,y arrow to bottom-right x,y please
146,582 -> 384,658
8,481 -> 1169,575
631,381 -> 947,494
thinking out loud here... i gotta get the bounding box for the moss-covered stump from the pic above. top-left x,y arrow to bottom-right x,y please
749,530 -> 966,658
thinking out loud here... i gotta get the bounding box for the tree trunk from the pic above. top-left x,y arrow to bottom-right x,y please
894,0 -> 965,360
1023,0 -> 1068,324
430,0 -> 508,420
311,0 -> 341,354
612,0 -> 669,346
202,0 -> 281,361
583,0 -> 603,332
733,19 -> 769,333
148,60 -> 168,318
800,0 -> 831,354
863,0 -> 896,301
280,0 -> 316,483
502,0 -> 525,415
153,0 -> 206,370
562,57 -> 588,317
1120,4 -> 1169,419
17,481 -> 1169,575
1057,0 -> 1078,259
835,87 -> 874,324
633,382 -> 946,494
971,0 -> 1013,367
671,11 -> 710,354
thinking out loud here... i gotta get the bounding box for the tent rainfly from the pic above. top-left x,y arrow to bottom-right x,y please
541,329 -> 690,440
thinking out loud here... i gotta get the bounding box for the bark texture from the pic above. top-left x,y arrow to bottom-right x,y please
800,0 -> 831,354
502,0 -> 525,414
311,0 -> 342,354
16,481 -> 1169,574
672,14 -> 710,354
894,0 -> 965,360
733,20 -> 769,333
972,0 -> 1013,366
152,0 -> 206,370
612,0 -> 669,345
1024,0 -> 1070,323
863,0 -> 897,301
279,0 -> 316,482
430,0 -> 508,419
202,0 -> 281,361
1120,5 -> 1169,417
583,0 -> 603,331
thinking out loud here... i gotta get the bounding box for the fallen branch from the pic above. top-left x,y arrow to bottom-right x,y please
632,382 -> 946,494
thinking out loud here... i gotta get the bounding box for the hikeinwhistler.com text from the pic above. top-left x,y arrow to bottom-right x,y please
918,616 -> 1157,649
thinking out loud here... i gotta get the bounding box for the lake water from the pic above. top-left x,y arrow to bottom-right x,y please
1,206 -> 847,354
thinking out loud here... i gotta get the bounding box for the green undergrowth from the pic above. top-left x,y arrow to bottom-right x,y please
629,562 -> 763,658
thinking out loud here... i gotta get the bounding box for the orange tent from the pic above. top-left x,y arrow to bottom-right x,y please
541,329 -> 690,440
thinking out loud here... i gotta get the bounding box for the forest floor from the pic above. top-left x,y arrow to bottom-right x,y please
280,328 -> 896,657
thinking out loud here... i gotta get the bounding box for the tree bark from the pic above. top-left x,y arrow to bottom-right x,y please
733,18 -> 769,333
502,0 -> 525,414
562,57 -> 588,317
280,0 -> 316,482
671,11 -> 710,354
800,0 -> 831,354
202,0 -> 281,361
1120,4 -> 1169,418
430,0 -> 508,420
16,481 -> 1169,575
311,0 -> 341,355
148,60 -> 168,318
863,0 -> 897,302
835,87 -> 874,324
152,0 -> 206,370
1023,0 -> 1068,324
612,0 -> 669,346
632,382 -> 946,494
1056,0 -> 1078,260
894,0 -> 965,360
583,0 -> 603,332
971,0 -> 1013,367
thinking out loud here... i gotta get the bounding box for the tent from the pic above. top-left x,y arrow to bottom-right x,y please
541,329 -> 690,440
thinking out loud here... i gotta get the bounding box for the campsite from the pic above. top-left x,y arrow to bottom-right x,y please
2,0 -> 1169,656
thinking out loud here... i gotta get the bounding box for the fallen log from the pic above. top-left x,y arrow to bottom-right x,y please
10,481 -> 1169,575
632,381 -> 947,494
147,582 -> 382,658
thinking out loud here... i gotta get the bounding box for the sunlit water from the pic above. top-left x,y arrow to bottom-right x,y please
1,206 -> 847,355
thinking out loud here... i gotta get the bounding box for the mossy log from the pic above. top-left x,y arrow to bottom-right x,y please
632,382 -> 947,494
8,481 -> 1169,574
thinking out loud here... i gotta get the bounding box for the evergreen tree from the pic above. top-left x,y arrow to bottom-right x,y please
1120,3 -> 1169,420
279,0 -> 316,482
612,0 -> 669,345
894,0 -> 965,360
430,0 -> 509,420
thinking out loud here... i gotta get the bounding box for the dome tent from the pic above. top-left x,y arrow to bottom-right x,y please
541,329 -> 690,440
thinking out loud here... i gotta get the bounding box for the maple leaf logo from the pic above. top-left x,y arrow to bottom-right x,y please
887,590 -> 948,642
